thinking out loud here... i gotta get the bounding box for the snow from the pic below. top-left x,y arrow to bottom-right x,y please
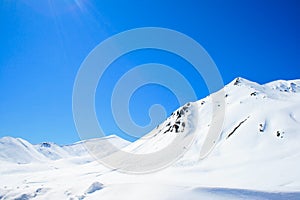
85,182 -> 103,194
0,137 -> 47,164
0,135 -> 130,164
1,77 -> 300,199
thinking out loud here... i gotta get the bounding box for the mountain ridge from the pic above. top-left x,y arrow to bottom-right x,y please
1,77 -> 300,164
0,135 -> 130,164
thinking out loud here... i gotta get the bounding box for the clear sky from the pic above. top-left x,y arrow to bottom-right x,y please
0,0 -> 299,144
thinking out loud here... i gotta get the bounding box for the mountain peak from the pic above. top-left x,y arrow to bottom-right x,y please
228,77 -> 260,87
264,79 -> 300,93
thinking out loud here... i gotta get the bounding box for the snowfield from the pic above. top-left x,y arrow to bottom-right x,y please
1,78 -> 300,200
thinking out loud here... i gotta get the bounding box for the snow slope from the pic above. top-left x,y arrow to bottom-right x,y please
0,135 -> 130,164
1,78 -> 300,200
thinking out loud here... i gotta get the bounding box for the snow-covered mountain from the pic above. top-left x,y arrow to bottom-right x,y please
0,135 -> 130,164
1,78 -> 300,200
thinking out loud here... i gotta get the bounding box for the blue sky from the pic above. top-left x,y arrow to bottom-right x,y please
0,0 -> 299,144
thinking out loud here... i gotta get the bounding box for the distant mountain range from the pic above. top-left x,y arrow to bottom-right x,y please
0,135 -> 130,164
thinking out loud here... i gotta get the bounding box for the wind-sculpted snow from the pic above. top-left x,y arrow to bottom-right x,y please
1,78 -> 300,199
